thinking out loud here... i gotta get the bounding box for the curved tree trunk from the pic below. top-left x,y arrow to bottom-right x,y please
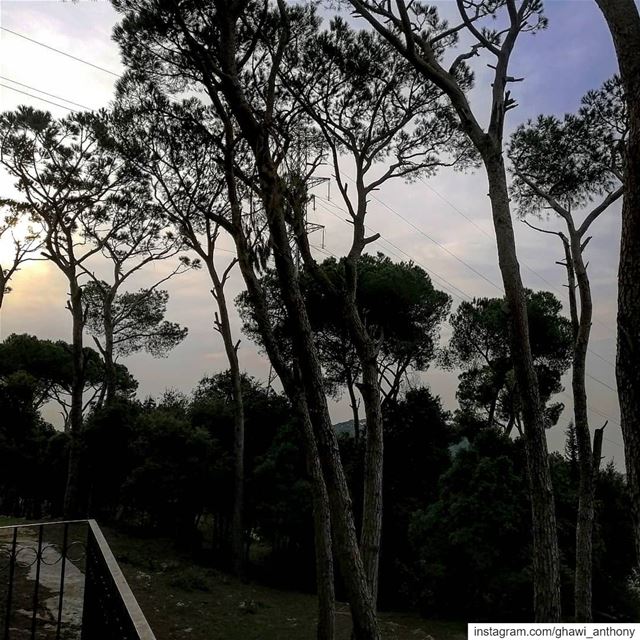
341,174 -> 385,609
484,151 -> 561,622
217,86 -> 379,640
224,176 -> 366,637
595,0 -> 640,570
265,192 -> 379,639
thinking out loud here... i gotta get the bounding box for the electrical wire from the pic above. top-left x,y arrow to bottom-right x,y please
0,75 -> 92,111
0,27 -> 121,77
0,83 -> 81,112
0,34 -> 625,451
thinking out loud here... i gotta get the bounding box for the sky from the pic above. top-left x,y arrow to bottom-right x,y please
0,0 -> 628,466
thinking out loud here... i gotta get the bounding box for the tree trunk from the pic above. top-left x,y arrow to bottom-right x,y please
208,22 -> 378,628
209,264 -> 246,578
63,280 -> 86,518
484,151 -> 561,622
595,0 -> 640,570
293,381 -> 336,640
231,216 -> 371,638
103,295 -> 117,405
341,174 -> 385,608
345,369 -> 361,448
265,193 -> 379,639
568,228 -> 595,622
355,347 -> 383,607
219,100 -> 379,640
212,109 -> 340,638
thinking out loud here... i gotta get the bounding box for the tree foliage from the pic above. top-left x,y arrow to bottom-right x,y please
83,283 -> 188,359
447,290 -> 572,431
238,253 -> 451,402
509,77 -> 626,216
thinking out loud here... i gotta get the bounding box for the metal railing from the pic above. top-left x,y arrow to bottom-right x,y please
0,519 -> 156,640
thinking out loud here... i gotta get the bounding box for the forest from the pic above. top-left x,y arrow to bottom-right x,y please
0,0 -> 639,637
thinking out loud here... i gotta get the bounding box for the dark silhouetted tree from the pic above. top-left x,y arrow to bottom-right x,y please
594,0 -> 640,573
0,107 -> 130,516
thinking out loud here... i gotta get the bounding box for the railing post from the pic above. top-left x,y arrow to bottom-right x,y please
55,522 -> 69,640
29,525 -> 44,639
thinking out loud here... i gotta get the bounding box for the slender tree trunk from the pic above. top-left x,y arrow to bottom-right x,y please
265,195 -> 379,639
569,228 -> 596,622
595,0 -> 640,569
355,346 -> 383,606
209,34 -> 378,629
293,379 -> 336,640
209,265 -> 246,578
484,151 -> 561,622
103,296 -> 117,405
63,280 -> 86,518
220,109 -> 379,640
213,115 -> 339,639
341,176 -> 385,608
234,250 -> 342,638
345,369 -> 361,448
228,200 -> 368,638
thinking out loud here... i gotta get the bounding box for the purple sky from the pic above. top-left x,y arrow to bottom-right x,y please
0,0 -> 627,465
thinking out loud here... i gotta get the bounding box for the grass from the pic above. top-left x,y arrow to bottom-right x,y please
0,516 -> 29,527
102,526 -> 467,640
0,517 -> 466,639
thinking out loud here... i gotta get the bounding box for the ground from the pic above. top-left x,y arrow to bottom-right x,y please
0,518 -> 466,640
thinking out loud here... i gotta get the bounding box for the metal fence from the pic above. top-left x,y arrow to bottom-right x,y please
0,519 -> 156,640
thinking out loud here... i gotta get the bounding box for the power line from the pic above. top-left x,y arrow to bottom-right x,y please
2,64 -> 623,430
329,176 -> 620,372
3,25 -> 618,334
0,27 -> 121,78
316,190 -> 620,383
0,83 -> 80,113
0,76 -> 92,111
2,74 -> 619,359
317,185 -> 624,434
315,194 -> 470,303
420,177 -> 494,240
420,175 -> 618,339
318,199 -> 625,453
586,372 -> 617,393
344,173 -> 506,295
4,24 -> 619,343
587,349 -> 616,370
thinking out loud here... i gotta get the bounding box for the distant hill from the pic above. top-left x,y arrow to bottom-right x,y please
333,419 -> 355,437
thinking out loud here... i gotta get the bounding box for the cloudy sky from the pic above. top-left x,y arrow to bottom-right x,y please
0,0 -> 626,465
